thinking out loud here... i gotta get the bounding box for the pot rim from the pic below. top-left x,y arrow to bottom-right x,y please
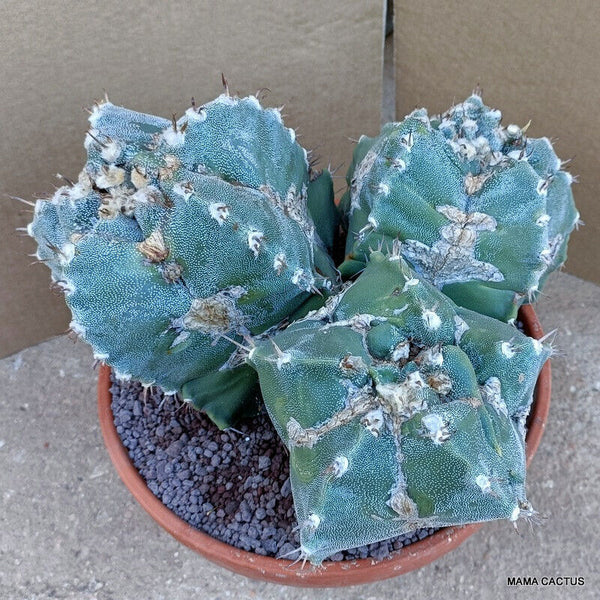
97,303 -> 551,587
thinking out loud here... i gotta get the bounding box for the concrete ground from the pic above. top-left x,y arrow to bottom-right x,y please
1,271 -> 599,600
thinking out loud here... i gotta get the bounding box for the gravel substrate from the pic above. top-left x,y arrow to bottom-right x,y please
110,375 -> 437,562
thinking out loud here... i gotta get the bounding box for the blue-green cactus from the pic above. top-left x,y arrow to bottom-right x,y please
339,93 -> 579,322
247,250 -> 550,564
28,92 -> 339,428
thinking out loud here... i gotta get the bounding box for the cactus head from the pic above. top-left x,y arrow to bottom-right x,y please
248,250 -> 550,563
340,93 -> 579,321
29,92 -> 338,428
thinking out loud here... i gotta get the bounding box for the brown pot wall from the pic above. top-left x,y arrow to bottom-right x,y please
97,303 -> 551,587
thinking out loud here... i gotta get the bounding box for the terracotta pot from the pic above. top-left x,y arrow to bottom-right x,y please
97,303 -> 551,587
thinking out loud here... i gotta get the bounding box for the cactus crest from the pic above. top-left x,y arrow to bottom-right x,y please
339,93 -> 579,321
29,91 -> 339,427
248,251 -> 550,563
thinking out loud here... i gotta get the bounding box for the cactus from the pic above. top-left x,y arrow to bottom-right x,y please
247,250 -> 551,564
28,91 -> 339,428
339,93 -> 579,322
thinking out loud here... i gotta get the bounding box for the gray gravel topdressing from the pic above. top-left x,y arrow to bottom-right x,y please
110,374 -> 437,562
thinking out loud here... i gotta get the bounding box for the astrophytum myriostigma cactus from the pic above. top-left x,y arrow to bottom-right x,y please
339,93 -> 579,322
28,90 -> 339,428
247,249 -> 550,564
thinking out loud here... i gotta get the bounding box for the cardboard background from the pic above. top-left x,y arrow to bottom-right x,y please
3,1 -> 598,359
0,0 -> 384,358
394,0 -> 598,285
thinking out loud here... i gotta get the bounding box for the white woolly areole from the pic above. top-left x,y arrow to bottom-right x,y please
69,320 -> 86,337
368,215 -> 378,228
422,309 -> 442,330
161,128 -> 185,147
276,351 -> 292,370
361,408 -> 385,437
208,203 -> 229,225
328,456 -> 349,478
501,341 -> 516,358
506,124 -> 521,138
71,169 -> 99,197
390,156 -> 406,170
98,188 -> 136,219
388,239 -> 403,261
273,252 -> 287,275
210,93 -> 238,106
475,474 -> 491,494
305,514 -> 321,530
462,118 -> 478,135
170,330 -> 190,349
246,95 -> 261,109
403,278 -> 419,292
100,140 -> 122,163
131,185 -> 161,205
113,369 -> 132,382
392,340 -> 410,361
185,106 -> 207,122
481,376 -> 508,417
453,315 -> 470,343
349,145 -> 380,212
55,280 -> 75,295
531,339 -> 544,355
406,371 -> 426,389
247,230 -> 264,257
421,413 -> 449,445
421,346 -> 443,367
536,214 -> 551,227
291,268 -> 314,292
400,133 -> 414,151
288,128 -> 296,143
507,149 -> 524,161
268,107 -> 283,124
59,242 -> 76,266
88,102 -> 111,128
95,165 -> 126,189
34,198 -> 47,216
536,178 -> 549,197
173,181 -> 194,200
378,182 -> 390,195
84,127 -> 100,150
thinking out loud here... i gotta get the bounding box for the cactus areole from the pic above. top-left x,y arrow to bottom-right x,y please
339,93 -> 579,322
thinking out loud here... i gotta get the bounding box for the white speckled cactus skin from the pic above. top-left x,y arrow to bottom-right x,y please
28,92 -> 339,428
339,93 -> 579,322
248,250 -> 551,564
26,87 -> 563,564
